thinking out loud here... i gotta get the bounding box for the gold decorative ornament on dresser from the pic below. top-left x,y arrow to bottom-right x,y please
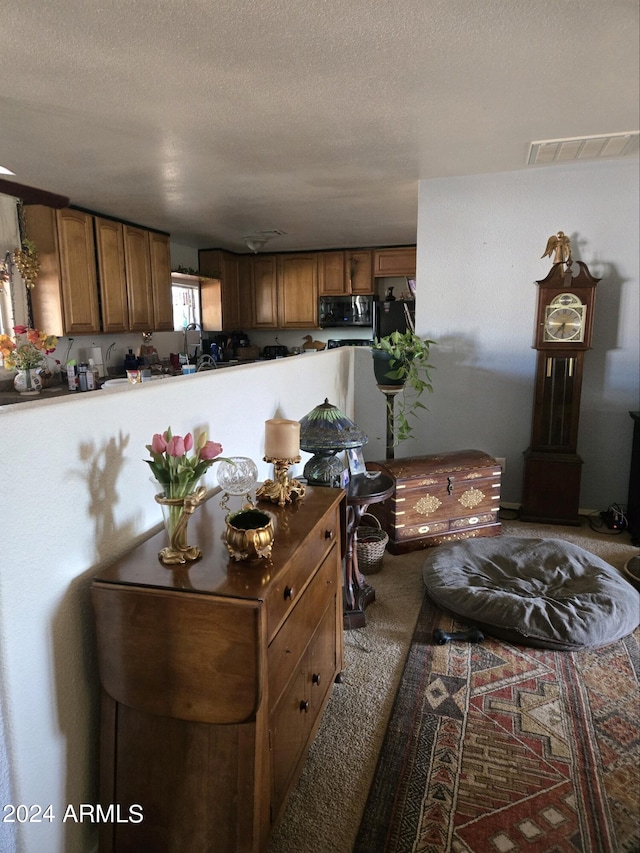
91,486 -> 345,853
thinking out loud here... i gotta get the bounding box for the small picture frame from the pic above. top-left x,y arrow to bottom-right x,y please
347,446 -> 367,476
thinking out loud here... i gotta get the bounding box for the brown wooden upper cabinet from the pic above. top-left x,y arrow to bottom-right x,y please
25,205 -> 173,335
26,206 -> 101,336
249,253 -> 318,329
148,231 -> 174,331
318,250 -> 373,295
373,246 -> 416,277
198,249 -> 251,330
277,253 -> 318,328
121,225 -> 173,332
122,225 -> 155,331
94,217 -> 128,333
250,254 -> 278,329
198,245 -> 414,331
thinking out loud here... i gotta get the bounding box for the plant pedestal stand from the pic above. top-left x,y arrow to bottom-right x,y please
377,384 -> 404,460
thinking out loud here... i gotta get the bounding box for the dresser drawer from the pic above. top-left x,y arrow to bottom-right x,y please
269,601 -> 337,822
264,503 -> 340,642
268,546 -> 338,711
308,600 -> 338,718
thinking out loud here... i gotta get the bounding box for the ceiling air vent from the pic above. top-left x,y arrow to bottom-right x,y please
528,132 -> 639,165
248,229 -> 287,239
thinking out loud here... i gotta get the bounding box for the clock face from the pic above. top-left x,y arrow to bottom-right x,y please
542,293 -> 586,343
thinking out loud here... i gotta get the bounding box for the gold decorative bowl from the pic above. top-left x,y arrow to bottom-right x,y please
224,508 -> 274,561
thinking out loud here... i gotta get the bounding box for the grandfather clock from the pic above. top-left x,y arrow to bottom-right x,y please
521,249 -> 600,525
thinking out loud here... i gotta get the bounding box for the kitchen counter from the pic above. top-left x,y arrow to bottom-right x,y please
0,362 -> 251,406
0,353 -> 314,407
0,382 -> 80,406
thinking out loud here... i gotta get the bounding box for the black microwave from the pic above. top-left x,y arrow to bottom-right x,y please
318,294 -> 376,328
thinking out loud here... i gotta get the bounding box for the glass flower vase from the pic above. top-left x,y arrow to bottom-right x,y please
154,481 -> 207,565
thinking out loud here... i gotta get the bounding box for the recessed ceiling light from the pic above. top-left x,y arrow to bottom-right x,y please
528,132 -> 639,165
0,165 -> 16,176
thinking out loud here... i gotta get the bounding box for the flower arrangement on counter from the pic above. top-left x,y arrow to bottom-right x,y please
0,325 -> 58,370
145,427 -> 228,499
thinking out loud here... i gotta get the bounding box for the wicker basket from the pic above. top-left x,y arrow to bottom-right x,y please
356,513 -> 388,574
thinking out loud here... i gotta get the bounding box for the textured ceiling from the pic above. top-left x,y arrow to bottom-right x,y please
1,0 -> 638,252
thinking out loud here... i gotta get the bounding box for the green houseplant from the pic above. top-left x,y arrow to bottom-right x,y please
371,329 -> 435,446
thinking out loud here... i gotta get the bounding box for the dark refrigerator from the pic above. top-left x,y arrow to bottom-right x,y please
373,299 -> 415,338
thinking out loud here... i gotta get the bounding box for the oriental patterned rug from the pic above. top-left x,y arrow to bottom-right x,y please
354,594 -> 640,853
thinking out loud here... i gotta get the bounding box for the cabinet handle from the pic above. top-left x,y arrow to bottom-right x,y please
447,477 -> 454,495
299,700 -> 309,713
324,529 -> 334,540
312,673 -> 321,686
284,586 -> 295,601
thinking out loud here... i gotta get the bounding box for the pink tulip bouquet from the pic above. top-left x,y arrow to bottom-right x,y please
145,427 -> 227,499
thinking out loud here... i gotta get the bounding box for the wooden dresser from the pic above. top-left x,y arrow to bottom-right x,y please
367,450 -> 501,553
91,486 -> 345,853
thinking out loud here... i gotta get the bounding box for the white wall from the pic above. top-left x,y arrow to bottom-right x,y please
0,350 -> 356,853
364,159 -> 638,511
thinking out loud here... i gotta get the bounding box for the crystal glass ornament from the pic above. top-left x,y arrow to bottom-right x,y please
216,457 -> 259,508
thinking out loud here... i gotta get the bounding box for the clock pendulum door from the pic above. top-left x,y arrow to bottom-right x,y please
521,250 -> 600,525
522,350 -> 586,524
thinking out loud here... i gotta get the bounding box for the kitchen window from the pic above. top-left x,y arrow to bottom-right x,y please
171,273 -> 201,331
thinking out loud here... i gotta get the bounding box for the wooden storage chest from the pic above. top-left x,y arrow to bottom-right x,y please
367,450 -> 502,554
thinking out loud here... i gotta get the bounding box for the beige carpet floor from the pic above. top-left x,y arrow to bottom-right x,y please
267,518 -> 639,853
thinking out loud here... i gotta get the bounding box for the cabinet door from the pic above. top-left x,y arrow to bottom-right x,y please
198,249 -> 224,279
251,255 -> 279,328
95,217 -> 128,333
278,254 -> 318,328
200,276 -> 222,330
123,226 -> 154,330
269,599 -> 337,823
373,246 -> 416,277
220,252 -> 241,330
347,250 -> 373,294
269,664 -> 309,821
199,249 -> 244,330
149,231 -> 174,331
55,208 -> 102,335
307,600 -> 337,719
318,251 -> 346,295
199,250 -> 224,330
237,255 -> 254,328
24,205 -> 66,335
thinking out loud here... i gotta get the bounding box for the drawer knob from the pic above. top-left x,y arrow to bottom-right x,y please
324,529 -> 334,540
299,700 -> 309,713
312,672 -> 321,686
284,586 -> 295,601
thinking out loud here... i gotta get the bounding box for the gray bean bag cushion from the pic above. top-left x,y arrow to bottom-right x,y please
422,537 -> 640,650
